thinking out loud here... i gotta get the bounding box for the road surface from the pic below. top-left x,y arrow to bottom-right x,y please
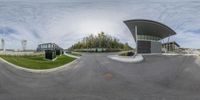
0,53 -> 200,100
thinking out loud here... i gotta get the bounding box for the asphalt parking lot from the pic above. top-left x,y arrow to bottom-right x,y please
0,53 -> 200,100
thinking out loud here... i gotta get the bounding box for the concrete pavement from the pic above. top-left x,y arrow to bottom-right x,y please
0,53 -> 200,100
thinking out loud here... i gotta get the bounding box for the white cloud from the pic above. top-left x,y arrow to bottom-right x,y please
174,30 -> 200,49
0,0 -> 199,49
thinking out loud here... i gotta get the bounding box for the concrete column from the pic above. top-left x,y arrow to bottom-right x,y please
135,25 -> 138,54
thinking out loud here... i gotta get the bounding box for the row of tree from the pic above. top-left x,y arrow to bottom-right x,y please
69,32 -> 132,51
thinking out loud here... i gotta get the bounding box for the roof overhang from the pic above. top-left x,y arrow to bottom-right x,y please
124,19 -> 176,41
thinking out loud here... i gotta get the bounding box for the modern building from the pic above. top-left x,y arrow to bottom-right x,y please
37,43 -> 62,51
162,41 -> 180,52
124,19 -> 176,54
37,43 -> 63,60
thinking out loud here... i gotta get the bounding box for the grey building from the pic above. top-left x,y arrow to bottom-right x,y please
162,41 -> 180,52
37,43 -> 62,51
124,19 -> 176,54
37,43 -> 63,60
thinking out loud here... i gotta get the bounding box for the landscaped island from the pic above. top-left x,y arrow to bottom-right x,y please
0,55 -> 76,69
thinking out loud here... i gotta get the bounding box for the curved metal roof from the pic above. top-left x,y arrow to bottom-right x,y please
124,19 -> 176,41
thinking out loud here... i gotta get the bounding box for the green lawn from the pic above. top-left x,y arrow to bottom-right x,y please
0,55 -> 76,69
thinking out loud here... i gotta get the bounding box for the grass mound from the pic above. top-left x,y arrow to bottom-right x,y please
0,55 -> 76,69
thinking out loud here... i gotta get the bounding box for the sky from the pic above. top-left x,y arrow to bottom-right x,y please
0,0 -> 200,50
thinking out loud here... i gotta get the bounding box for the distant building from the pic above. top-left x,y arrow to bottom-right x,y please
37,43 -> 62,51
162,41 -> 180,52
37,43 -> 64,60
124,19 -> 176,54
21,40 -> 27,51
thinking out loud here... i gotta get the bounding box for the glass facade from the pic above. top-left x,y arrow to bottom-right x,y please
137,35 -> 161,41
37,43 -> 61,51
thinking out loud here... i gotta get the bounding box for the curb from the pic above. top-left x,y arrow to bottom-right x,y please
0,56 -> 79,73
64,53 -> 80,59
107,54 -> 144,63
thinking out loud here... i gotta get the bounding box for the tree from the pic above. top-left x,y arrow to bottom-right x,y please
68,32 -> 132,51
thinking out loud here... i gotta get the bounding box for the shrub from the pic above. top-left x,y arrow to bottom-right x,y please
119,51 -> 135,56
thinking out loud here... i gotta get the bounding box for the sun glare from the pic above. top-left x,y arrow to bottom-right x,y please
78,19 -> 114,36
